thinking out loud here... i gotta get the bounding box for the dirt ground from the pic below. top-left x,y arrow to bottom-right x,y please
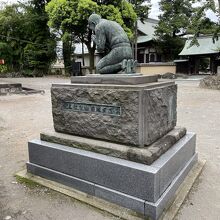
0,77 -> 219,220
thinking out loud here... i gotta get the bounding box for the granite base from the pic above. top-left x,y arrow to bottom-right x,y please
27,133 -> 197,220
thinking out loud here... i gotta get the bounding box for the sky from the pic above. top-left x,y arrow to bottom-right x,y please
148,0 -> 218,22
149,0 -> 160,19
0,0 -> 218,22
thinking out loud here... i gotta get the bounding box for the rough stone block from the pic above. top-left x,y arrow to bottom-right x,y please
143,84 -> 177,144
51,80 -> 177,146
40,127 -> 186,165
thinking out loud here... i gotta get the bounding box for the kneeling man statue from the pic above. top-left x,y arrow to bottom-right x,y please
88,14 -> 136,74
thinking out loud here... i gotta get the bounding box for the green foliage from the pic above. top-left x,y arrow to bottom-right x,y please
21,69 -> 36,77
0,1 -> 56,75
22,0 -> 56,74
188,0 -> 220,46
0,65 -> 8,73
46,0 -> 99,36
46,0 -> 136,38
156,0 -> 194,38
155,0 -> 220,56
198,18 -> 219,35
46,0 -> 137,70
0,4 -> 26,70
154,0 -> 194,61
128,0 -> 150,22
16,175 -> 42,188
156,36 -> 185,61
0,42 -> 13,66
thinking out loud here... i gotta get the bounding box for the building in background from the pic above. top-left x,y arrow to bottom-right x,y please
136,18 -> 162,63
135,18 -> 176,75
176,35 -> 220,75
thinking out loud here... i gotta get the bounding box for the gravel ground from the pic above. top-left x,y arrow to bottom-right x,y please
0,77 -> 219,220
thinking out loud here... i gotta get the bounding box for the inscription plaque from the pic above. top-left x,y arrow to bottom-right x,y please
63,101 -> 121,116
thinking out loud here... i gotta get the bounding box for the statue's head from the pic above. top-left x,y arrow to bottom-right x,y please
88,14 -> 101,31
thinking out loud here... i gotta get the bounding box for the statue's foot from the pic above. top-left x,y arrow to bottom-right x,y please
121,59 -> 137,74
127,59 -> 132,74
131,60 -> 137,73
121,59 -> 127,71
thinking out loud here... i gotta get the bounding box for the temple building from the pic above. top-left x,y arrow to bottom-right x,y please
176,35 -> 220,75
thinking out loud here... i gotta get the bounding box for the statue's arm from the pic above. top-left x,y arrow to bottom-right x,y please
95,28 -> 106,53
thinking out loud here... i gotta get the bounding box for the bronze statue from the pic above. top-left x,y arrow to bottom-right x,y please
88,14 -> 136,74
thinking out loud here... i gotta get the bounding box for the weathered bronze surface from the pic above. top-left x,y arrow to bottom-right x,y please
88,14 -> 136,74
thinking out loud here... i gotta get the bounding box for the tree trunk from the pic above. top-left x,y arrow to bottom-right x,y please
63,40 -> 71,75
80,35 -> 85,66
132,41 -> 134,59
82,42 -> 85,66
86,30 -> 95,74
87,45 -> 95,74
135,20 -> 138,61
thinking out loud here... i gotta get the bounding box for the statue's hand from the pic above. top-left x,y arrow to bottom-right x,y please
92,34 -> 97,44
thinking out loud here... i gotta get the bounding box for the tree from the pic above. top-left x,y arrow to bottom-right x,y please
128,0 -> 150,60
0,42 -> 13,67
0,2 -> 56,75
46,0 -> 137,72
190,17 -> 218,35
129,0 -> 149,21
155,0 -> 195,61
188,0 -> 220,46
23,0 -> 56,75
0,4 -> 27,70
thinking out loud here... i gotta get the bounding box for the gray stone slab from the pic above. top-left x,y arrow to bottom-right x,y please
0,83 -> 22,94
71,74 -> 158,85
26,151 -> 197,220
40,127 -> 186,165
51,82 -> 177,146
153,133 -> 196,196
27,132 -> 195,203
0,83 -> 22,88
53,81 -> 174,89
94,185 -> 145,215
145,153 -> 198,220
149,132 -> 196,202
28,139 -> 157,202
26,162 -> 95,195
26,162 -> 145,215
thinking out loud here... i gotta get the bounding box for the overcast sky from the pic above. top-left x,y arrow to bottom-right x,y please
149,0 -> 160,19
149,0 -> 218,21
0,0 -> 218,21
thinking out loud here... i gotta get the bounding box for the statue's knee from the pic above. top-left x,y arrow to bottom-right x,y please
96,62 -> 102,73
96,64 -> 101,71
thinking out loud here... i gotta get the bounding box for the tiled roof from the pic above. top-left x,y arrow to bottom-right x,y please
179,36 -> 220,56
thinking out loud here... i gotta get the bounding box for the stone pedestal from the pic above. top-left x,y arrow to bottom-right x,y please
27,132 -> 197,220
52,75 -> 177,146
27,74 -> 197,220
